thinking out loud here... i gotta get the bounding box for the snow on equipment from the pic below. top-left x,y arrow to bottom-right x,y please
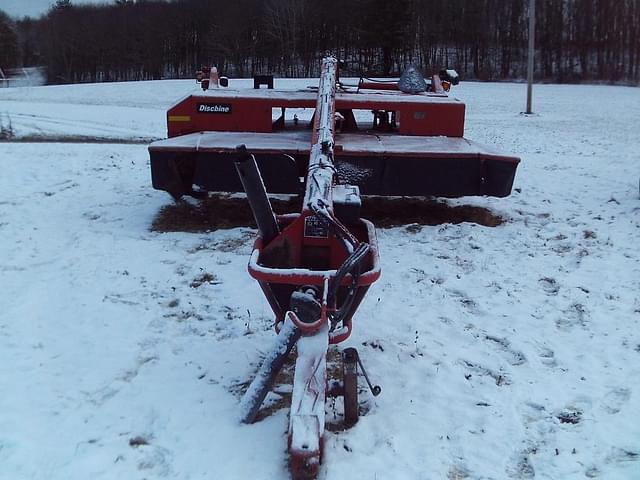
148,56 -> 519,479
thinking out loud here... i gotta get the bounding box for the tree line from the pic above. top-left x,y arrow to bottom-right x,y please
0,0 -> 638,84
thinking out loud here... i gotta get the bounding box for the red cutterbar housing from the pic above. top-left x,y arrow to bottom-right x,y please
166,89 -> 465,138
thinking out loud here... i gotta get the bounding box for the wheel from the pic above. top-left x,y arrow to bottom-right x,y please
342,348 -> 359,428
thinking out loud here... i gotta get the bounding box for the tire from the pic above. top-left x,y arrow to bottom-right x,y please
342,348 -> 359,428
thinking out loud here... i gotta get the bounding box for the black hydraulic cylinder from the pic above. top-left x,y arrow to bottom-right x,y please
234,144 -> 280,244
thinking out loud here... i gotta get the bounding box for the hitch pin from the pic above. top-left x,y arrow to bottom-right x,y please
355,350 -> 382,396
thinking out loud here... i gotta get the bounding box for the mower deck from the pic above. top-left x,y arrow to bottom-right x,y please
150,130 -> 519,198
149,78 -> 520,200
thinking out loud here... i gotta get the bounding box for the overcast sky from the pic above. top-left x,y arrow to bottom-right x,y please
1,0 -> 109,18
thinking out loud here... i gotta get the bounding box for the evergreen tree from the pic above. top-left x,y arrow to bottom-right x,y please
0,10 -> 19,69
7,0 -> 640,84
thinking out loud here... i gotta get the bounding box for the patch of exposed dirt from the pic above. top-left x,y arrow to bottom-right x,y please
151,194 -> 504,232
362,196 -> 504,228
152,195 -> 300,233
556,408 -> 582,424
129,435 -> 151,447
189,272 -> 220,288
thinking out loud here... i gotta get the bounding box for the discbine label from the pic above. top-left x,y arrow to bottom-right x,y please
197,103 -> 232,114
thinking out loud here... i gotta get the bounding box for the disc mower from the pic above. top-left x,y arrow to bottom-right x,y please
148,57 -> 519,479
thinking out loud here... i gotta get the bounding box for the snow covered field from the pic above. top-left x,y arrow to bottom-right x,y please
1,79 -> 639,480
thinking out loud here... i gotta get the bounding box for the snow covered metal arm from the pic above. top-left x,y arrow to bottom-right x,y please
303,56 -> 339,212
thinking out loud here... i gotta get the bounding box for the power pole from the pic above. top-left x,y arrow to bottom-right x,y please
526,0 -> 536,114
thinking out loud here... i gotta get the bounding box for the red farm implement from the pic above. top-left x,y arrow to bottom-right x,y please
149,57 -> 519,479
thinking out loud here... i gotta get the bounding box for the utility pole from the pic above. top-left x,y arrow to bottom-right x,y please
526,0 -> 535,114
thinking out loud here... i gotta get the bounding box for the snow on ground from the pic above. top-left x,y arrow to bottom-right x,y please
1,79 -> 639,480
0,78 -> 290,141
